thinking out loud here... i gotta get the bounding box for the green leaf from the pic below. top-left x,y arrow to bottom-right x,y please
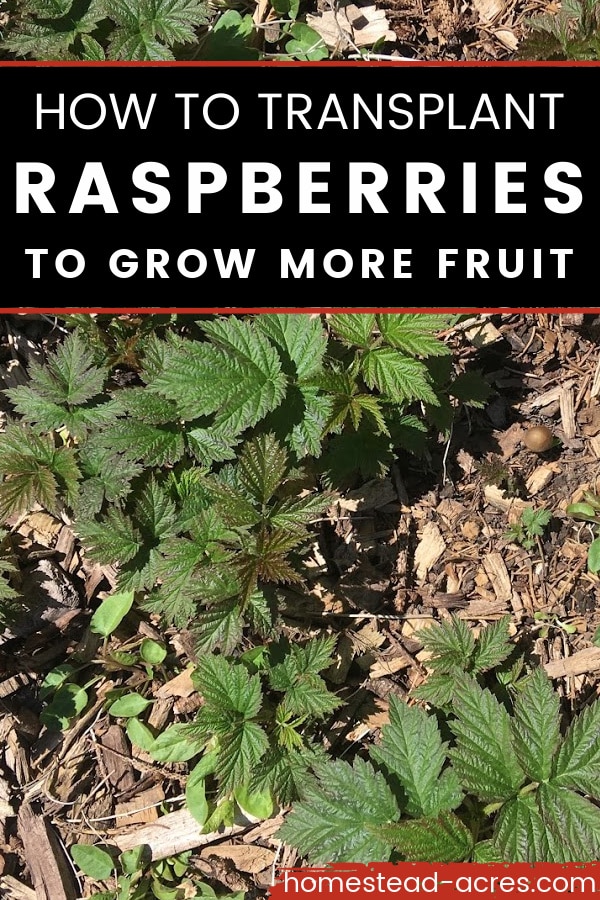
284,21 -> 328,59
40,683 -> 88,731
215,719 -> 270,793
235,784 -> 274,820
238,433 -> 288,506
552,699 -> 600,795
449,674 -> 525,802
71,844 -> 115,880
378,811 -> 473,862
256,314 -> 327,379
140,639 -> 167,665
105,0 -> 210,59
361,349 -> 439,405
109,692 -> 153,718
471,617 -> 513,672
12,331 -> 107,408
39,663 -> 77,699
90,590 -> 134,637
493,794 -> 554,862
376,314 -> 452,358
418,617 -> 476,674
251,744 -> 327,806
538,783 -> 600,861
588,537 -> 600,573
186,751 -> 218,825
511,667 -> 561,782
78,510 -> 142,568
119,845 -> 151,875
200,9 -> 259,59
329,314 -> 376,348
371,695 -> 462,818
278,758 -> 398,863
449,371 -> 492,408
126,717 -> 156,751
473,840 -> 503,862
148,724 -> 203,763
151,324 -> 287,435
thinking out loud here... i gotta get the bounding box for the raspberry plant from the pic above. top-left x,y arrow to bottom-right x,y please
279,617 -> 600,863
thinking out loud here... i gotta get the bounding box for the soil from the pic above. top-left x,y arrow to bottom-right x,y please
1,312 -> 600,899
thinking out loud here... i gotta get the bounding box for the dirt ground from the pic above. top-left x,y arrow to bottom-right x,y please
1,312 -> 600,899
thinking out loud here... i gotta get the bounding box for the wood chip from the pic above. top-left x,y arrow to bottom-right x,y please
0,875 -> 37,900
369,656 -> 411,679
559,383 -> 576,440
114,784 -> 165,826
99,725 -> 136,792
155,668 -> 195,700
460,316 -> 502,348
544,646 -> 600,678
306,4 -> 395,49
526,464 -> 558,496
484,485 -> 528,523
114,808 -> 247,860
339,478 -> 396,512
414,523 -> 446,582
17,802 -> 78,900
197,843 -> 275,874
521,380 -> 576,413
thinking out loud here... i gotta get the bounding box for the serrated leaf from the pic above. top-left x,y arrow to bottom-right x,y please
473,840 -> 503,862
322,429 -> 395,486
329,314 -> 376,348
412,672 -> 456,707
361,348 -> 440,406
104,420 -> 185,466
471,616 -> 513,673
15,331 -> 106,407
552,699 -> 600,795
449,371 -> 493,408
251,744 -> 326,806
192,597 -> 244,654
150,326 -> 287,435
105,0 -> 209,59
378,811 -> 473,862
215,719 -> 270,793
418,618 -> 476,674
538,783 -> 600,861
256,314 -> 327,378
238,434 -> 288,506
493,794 -> 554,862
194,655 -> 263,719
77,509 -> 142,567
279,757 -> 398,863
371,695 -> 462,818
449,674 -> 525,802
90,590 -> 135,637
511,668 -> 561,782
377,314 -> 452,358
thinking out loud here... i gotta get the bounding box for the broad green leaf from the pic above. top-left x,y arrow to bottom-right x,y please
199,9 -> 259,59
40,683 -> 88,731
235,784 -> 274,820
329,314 -> 376,348
90,590 -> 134,637
278,758 -> 398,863
493,794 -> 554,862
215,720 -> 270,793
371,695 -> 462,818
361,349 -> 439,405
71,844 -> 115,879
552,699 -> 600,795
194,655 -> 263,719
149,724 -> 203,763
109,692 -> 153,718
378,811 -> 473,862
140,639 -> 167,665
187,752 -> 218,825
106,0 -> 210,59
588,537 -> 600,573
449,674 -> 525,802
119,845 -> 151,875
538,783 -> 600,861
511,667 -> 561,782
284,21 -> 328,59
39,663 -> 76,699
126,717 -> 156,751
